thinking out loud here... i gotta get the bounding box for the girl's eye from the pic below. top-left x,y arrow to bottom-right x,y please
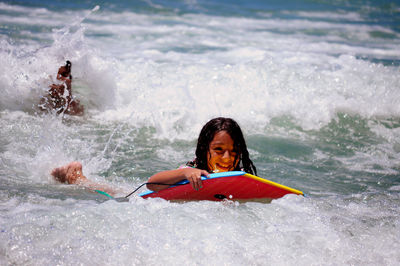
214,147 -> 223,152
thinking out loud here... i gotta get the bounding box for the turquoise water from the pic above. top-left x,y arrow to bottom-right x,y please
1,0 -> 400,264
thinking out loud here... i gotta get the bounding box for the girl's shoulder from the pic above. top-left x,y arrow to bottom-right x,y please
178,159 -> 197,169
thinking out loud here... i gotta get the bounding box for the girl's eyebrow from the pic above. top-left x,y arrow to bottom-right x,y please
210,143 -> 234,148
210,142 -> 226,146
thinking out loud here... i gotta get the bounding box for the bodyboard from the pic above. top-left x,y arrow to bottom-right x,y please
140,171 -> 303,202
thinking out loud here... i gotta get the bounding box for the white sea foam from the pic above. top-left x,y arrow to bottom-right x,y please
0,2 -> 48,14
0,1 -> 399,178
1,17 -> 399,138
1,192 -> 399,265
294,11 -> 364,21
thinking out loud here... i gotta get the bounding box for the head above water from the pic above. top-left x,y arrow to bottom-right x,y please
190,117 -> 257,175
65,60 -> 71,68
60,60 -> 72,78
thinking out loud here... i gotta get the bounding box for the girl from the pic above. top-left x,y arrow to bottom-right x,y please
146,117 -> 256,191
51,117 -> 256,195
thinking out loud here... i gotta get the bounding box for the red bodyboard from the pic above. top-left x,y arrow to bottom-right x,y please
140,171 -> 303,202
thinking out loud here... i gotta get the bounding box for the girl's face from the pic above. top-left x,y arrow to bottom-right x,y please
207,130 -> 239,173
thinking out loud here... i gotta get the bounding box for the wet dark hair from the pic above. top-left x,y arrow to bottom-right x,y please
62,60 -> 72,79
187,117 -> 257,175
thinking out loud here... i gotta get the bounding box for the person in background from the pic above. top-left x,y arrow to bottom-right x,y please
41,60 -> 84,115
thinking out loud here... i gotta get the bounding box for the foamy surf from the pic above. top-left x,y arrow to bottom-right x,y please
0,1 -> 399,265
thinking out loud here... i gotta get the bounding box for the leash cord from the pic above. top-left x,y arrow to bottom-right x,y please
124,182 -> 181,198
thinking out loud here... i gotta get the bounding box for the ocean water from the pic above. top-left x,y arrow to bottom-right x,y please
1,0 -> 400,264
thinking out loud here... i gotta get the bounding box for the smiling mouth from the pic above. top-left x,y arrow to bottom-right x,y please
214,164 -> 232,172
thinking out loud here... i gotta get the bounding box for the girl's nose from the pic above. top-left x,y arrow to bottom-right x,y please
222,150 -> 231,160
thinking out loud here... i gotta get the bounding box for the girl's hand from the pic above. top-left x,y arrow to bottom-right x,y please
183,168 -> 209,191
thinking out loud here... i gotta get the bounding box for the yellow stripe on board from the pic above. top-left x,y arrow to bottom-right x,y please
243,173 -> 304,196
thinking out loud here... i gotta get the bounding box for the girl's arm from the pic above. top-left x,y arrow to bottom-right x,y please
147,168 -> 209,192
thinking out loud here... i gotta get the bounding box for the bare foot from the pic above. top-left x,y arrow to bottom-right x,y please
51,161 -> 87,184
